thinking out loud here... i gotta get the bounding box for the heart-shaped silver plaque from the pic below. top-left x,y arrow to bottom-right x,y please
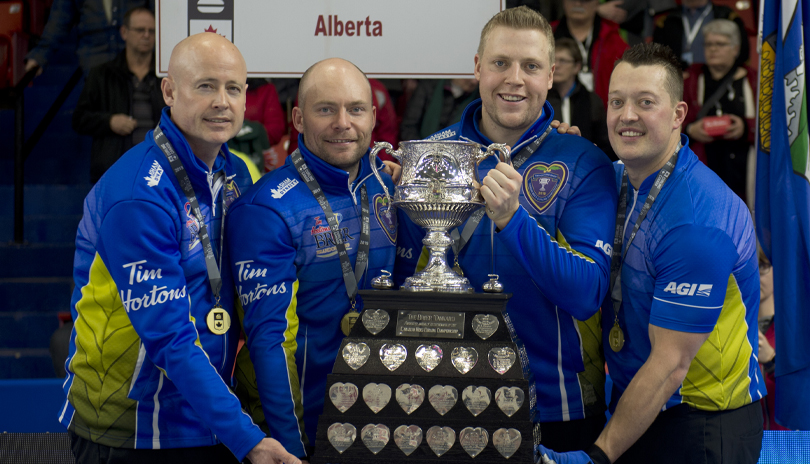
362,383 -> 392,414
379,343 -> 407,371
395,383 -> 425,415
459,427 -> 489,458
342,342 -> 370,370
493,428 -> 522,459
394,425 -> 423,456
426,426 -> 456,457
488,346 -> 516,375
327,423 -> 356,454
472,314 -> 499,340
328,382 -> 358,413
462,385 -> 491,416
361,423 -> 390,455
415,344 -> 443,372
451,346 -> 478,374
428,385 -> 458,415
362,309 -> 389,335
495,386 -> 525,417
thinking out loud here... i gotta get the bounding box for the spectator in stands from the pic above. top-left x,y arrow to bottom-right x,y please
245,79 -> 286,146
61,32 -> 299,464
72,7 -> 164,183
549,38 -> 614,160
596,0 -> 676,45
757,252 -> 788,431
683,19 -> 755,202
25,0 -> 153,75
552,0 -> 629,106
400,79 -> 479,141
652,0 -> 749,69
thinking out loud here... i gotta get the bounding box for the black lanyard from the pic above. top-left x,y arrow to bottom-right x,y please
290,149 -> 370,303
609,146 -> 680,329
450,124 -> 554,257
154,126 -> 225,304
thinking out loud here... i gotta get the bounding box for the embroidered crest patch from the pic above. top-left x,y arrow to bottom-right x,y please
374,194 -> 397,244
522,161 -> 569,214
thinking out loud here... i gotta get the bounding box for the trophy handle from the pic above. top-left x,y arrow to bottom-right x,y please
473,143 -> 512,185
369,141 -> 398,203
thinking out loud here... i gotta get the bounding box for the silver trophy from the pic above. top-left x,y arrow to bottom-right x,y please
370,140 -> 511,293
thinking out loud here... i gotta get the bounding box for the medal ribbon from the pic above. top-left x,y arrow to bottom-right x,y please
290,149 -> 370,302
449,124 -> 554,258
682,5 -> 713,50
609,146 -> 680,342
154,126 -> 224,303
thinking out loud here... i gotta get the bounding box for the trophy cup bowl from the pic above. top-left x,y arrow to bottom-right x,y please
370,140 -> 511,293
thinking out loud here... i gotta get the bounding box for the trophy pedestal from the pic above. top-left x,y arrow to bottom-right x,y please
311,291 -> 536,464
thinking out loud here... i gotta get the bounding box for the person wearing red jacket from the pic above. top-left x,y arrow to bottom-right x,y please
245,80 -> 286,146
552,0 -> 629,107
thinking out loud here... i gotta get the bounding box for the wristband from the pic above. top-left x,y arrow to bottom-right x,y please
763,356 -> 776,374
585,443 -> 611,464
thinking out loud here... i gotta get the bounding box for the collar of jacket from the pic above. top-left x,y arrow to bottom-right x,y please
109,50 -> 158,79
635,134 -> 692,195
154,107 -> 230,192
458,98 -> 555,154
295,134 -> 383,195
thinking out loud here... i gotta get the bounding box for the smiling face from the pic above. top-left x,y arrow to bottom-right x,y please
162,34 -> 247,164
475,26 -> 554,145
292,59 -> 376,180
607,62 -> 687,183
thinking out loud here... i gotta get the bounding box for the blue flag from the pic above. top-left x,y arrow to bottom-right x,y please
756,0 -> 810,431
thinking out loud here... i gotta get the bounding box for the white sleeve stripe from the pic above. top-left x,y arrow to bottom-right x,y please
652,297 -> 723,309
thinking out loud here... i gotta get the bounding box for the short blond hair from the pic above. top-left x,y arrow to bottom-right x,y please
478,6 -> 555,63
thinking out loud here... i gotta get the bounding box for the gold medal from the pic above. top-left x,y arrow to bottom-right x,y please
206,306 -> 231,335
341,310 -> 360,336
452,257 -> 464,276
609,322 -> 625,352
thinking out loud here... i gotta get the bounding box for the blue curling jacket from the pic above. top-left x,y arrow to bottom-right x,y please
226,138 -> 397,458
395,99 -> 617,422
60,108 -> 265,460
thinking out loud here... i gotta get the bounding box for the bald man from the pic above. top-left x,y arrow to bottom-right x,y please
60,33 -> 299,464
226,58 -> 397,461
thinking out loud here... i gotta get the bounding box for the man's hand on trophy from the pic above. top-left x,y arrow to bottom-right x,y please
382,160 -> 402,184
481,162 -> 522,231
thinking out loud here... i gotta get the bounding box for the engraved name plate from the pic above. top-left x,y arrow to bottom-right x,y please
460,427 -> 489,458
462,385 -> 491,416
495,386 -> 525,417
379,343 -> 407,371
472,313 -> 500,340
488,346 -> 516,375
361,424 -> 390,455
363,383 -> 392,414
451,346 -> 478,374
427,426 -> 456,457
415,344 -> 443,372
493,428 -> 522,459
395,383 -> 425,415
428,385 -> 458,416
327,423 -> 356,454
342,342 -> 370,370
394,425 -> 423,456
362,309 -> 390,335
396,310 -> 465,339
329,382 -> 358,413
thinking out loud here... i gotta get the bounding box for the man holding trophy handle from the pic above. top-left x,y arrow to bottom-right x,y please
394,6 -> 618,453
226,58 -> 397,462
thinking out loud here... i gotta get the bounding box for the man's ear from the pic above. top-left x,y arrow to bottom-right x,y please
673,101 -> 688,129
120,25 -> 128,41
474,54 -> 482,81
292,106 -> 304,134
161,77 -> 175,106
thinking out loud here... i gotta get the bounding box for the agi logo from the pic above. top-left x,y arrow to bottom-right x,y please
664,282 -> 713,297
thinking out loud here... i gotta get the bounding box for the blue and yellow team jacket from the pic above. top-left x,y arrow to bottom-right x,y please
605,136 -> 766,412
395,99 -> 618,422
60,108 -> 265,460
226,138 -> 397,458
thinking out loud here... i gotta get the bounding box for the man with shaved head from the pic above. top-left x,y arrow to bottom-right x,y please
226,57 -> 397,461
61,32 -> 299,464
